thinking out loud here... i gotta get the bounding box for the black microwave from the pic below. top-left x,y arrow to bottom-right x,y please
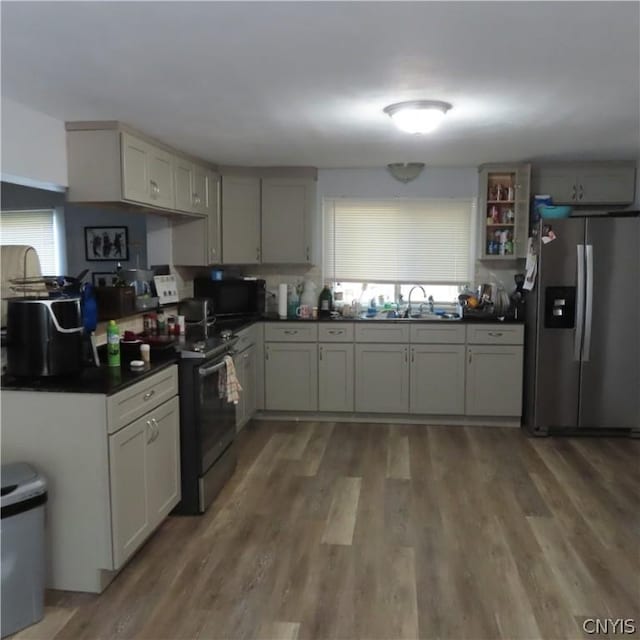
193,278 -> 266,318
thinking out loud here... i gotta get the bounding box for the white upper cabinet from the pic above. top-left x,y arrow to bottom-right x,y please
533,163 -> 636,205
261,177 -> 315,264
66,122 -> 216,215
221,175 -> 261,264
174,157 -> 195,213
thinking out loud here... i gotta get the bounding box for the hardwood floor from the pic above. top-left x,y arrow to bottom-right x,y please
16,421 -> 640,640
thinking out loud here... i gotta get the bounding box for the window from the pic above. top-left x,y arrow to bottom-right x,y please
0,209 -> 65,274
323,198 -> 474,302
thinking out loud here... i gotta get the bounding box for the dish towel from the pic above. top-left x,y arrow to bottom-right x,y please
218,355 -> 242,404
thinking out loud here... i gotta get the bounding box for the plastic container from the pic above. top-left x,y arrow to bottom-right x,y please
107,320 -> 120,367
1,463 -> 47,638
539,205 -> 572,219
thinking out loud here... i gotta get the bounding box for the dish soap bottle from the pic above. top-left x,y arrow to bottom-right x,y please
318,285 -> 333,319
107,319 -> 121,367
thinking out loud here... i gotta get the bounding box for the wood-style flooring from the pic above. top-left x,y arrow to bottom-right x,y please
16,421 -> 640,640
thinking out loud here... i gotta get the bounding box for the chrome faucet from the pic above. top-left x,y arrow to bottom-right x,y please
404,285 -> 426,318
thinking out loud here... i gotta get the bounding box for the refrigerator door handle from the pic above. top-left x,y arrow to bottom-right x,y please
574,244 -> 585,361
583,244 -> 594,362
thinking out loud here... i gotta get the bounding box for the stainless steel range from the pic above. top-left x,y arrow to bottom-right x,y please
174,329 -> 239,514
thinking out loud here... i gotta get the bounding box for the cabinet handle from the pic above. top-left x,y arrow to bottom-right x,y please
404,347 -> 408,363
150,180 -> 159,197
578,184 -> 584,201
284,330 -> 298,335
319,346 -> 323,361
306,246 -> 310,261
488,332 -> 503,337
146,420 -> 154,444
151,418 -> 160,441
243,353 -> 249,359
571,184 -> 577,201
411,348 -> 414,363
143,389 -> 155,401
469,349 -> 473,364
265,346 -> 269,361
256,247 -> 261,261
192,192 -> 201,206
328,329 -> 343,335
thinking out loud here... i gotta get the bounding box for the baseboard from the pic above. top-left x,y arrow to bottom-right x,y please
254,411 -> 521,428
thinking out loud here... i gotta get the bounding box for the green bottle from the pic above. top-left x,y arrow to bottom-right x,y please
107,320 -> 120,367
318,285 -> 333,319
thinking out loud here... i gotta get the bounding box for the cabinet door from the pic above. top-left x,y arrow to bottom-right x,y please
109,417 -> 150,569
410,345 -> 465,415
221,176 -> 261,264
319,343 -> 354,412
534,167 -> 578,203
121,132 -> 150,204
264,343 -> 317,411
465,346 -> 523,416
148,145 -> 174,209
355,344 -> 409,413
206,172 -> 221,263
236,345 -> 257,429
261,178 -> 314,264
578,166 -> 636,204
174,158 -> 194,213
146,397 -> 181,529
192,164 -> 209,215
514,164 -> 531,258
172,174 -> 220,267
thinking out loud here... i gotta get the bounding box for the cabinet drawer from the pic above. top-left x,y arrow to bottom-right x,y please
107,365 -> 178,434
410,323 -> 466,344
466,324 -> 524,345
355,323 -> 410,344
264,322 -> 318,342
318,323 -> 354,342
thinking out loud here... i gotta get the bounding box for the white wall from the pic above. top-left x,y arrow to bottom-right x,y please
1,96 -> 68,190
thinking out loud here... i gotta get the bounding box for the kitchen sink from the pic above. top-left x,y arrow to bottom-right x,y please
356,313 -> 461,322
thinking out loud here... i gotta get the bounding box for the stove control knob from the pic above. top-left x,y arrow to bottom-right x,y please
220,330 -> 233,341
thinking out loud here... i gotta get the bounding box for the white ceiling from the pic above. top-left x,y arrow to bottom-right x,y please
2,2 -> 639,168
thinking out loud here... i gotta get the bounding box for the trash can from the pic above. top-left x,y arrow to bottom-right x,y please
1,463 -> 47,638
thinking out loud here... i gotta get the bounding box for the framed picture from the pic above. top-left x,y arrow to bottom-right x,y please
85,226 -> 129,261
91,271 -> 118,287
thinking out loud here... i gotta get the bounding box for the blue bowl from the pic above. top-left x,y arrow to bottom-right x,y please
538,205 -> 572,219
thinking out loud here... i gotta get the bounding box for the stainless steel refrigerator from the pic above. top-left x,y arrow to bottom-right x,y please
524,215 -> 640,435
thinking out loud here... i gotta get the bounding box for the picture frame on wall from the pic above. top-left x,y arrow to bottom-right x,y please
85,226 -> 129,261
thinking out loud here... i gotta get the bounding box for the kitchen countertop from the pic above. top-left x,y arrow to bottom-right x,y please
260,313 -> 525,324
1,353 -> 178,395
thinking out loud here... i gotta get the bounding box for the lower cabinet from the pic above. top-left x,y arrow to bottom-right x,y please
318,343 -> 354,412
355,344 -> 409,413
264,342 -> 318,411
236,343 -> 257,429
465,345 -> 524,416
410,345 -> 466,415
109,395 -> 180,569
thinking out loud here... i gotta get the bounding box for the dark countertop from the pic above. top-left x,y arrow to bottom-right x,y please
1,354 -> 178,396
260,313 -> 525,324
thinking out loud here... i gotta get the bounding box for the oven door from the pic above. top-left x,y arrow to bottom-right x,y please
195,357 -> 236,473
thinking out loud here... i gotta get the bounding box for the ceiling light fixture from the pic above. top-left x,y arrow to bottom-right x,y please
387,163 -> 425,183
383,100 -> 452,134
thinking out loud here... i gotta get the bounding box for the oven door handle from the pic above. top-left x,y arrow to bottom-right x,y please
198,360 -> 227,378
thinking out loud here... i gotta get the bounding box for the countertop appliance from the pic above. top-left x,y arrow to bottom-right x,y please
193,278 -> 265,319
178,297 -> 215,333
5,297 -> 83,377
173,329 -> 239,514
524,215 -> 639,435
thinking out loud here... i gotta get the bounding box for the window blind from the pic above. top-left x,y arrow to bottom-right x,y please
324,198 -> 473,284
0,210 -> 58,274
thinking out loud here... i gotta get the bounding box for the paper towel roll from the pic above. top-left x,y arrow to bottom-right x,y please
278,283 -> 288,319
